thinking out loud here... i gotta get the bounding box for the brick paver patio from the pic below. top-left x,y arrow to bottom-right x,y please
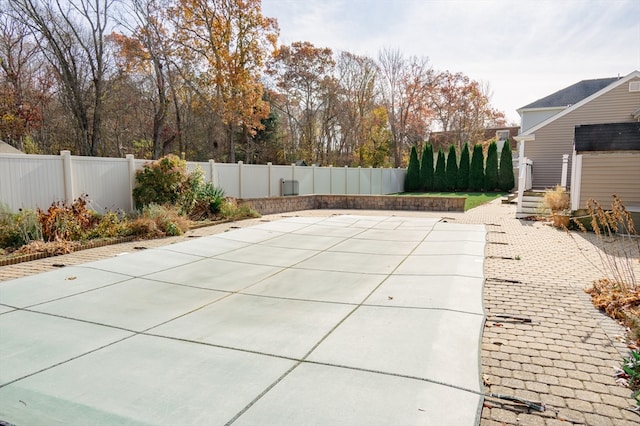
1,200 -> 638,425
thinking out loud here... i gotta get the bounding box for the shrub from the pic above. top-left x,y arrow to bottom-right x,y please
190,183 -> 226,220
621,350 -> 640,409
484,141 -> 499,191
87,211 -> 126,239
0,205 -> 43,249
404,145 -> 421,192
133,155 -> 195,210
543,185 -> 570,214
219,198 -> 260,221
128,204 -> 190,238
433,149 -> 446,191
469,144 -> 485,191
456,142 -> 470,191
38,195 -> 97,242
419,143 -> 434,191
498,141 -> 515,191
445,145 -> 458,191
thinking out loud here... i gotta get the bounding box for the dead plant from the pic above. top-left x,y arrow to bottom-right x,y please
575,195 -> 640,345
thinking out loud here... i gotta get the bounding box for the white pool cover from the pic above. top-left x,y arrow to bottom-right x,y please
0,215 -> 486,425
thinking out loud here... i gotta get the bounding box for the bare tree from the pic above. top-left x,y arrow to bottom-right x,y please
0,11 -> 44,149
430,71 -> 506,149
9,0 -> 112,156
335,51 -> 378,165
377,48 -> 433,167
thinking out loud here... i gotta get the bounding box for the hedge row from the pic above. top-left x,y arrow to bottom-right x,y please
405,141 -> 515,192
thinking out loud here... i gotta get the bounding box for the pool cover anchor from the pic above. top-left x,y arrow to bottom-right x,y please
487,393 -> 546,412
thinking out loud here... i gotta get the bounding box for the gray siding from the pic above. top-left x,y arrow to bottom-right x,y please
579,153 -> 640,209
525,76 -> 640,189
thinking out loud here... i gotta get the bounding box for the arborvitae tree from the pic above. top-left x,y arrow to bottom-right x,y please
445,144 -> 458,191
433,149 -> 446,191
469,143 -> 485,191
484,141 -> 499,191
456,142 -> 470,191
419,143 -> 434,191
498,140 -> 515,192
404,145 -> 421,192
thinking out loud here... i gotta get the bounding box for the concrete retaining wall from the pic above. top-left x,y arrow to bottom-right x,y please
238,195 -> 465,215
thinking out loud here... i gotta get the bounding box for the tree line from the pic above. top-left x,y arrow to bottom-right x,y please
405,141 -> 515,192
0,0 -> 507,166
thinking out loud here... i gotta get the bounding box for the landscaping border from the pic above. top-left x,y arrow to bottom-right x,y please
238,194 -> 466,215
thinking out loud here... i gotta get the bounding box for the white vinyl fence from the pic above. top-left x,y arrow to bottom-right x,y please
0,151 -> 406,213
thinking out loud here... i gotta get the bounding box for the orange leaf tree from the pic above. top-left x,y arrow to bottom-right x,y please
169,0 -> 278,162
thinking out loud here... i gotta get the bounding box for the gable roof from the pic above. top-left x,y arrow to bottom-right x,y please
0,140 -> 23,154
518,77 -> 618,111
518,70 -> 640,138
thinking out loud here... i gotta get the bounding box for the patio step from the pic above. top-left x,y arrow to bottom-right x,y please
517,192 -> 551,218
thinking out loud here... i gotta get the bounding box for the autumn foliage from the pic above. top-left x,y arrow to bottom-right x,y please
1,0 -> 506,167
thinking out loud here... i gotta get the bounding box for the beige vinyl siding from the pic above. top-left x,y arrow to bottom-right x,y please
525,76 -> 640,189
579,153 -> 640,209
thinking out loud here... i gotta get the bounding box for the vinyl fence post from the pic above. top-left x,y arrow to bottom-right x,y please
312,164 -> 316,194
61,150 -> 73,205
329,165 -> 333,194
238,161 -> 243,198
267,162 -> 272,197
127,154 -> 135,212
344,165 -> 348,194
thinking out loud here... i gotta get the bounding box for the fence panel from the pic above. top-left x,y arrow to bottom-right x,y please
270,165 -> 293,196
72,156 -> 131,212
371,168 -> 382,194
0,154 -> 65,211
313,167 -> 331,194
214,163 -> 240,197
346,168 -> 361,194
359,168 -> 372,195
295,167 -> 314,195
242,164 -> 269,198
330,167 -> 347,195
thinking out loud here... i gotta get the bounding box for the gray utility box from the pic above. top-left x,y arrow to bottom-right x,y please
281,179 -> 299,196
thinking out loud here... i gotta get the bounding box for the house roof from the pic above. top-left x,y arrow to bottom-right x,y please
518,77 -> 618,111
517,70 -> 640,139
575,122 -> 640,152
0,140 -> 23,154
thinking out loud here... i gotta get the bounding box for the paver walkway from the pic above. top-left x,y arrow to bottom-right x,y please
1,199 -> 639,425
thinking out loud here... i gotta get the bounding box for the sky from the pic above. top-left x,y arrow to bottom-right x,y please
261,0 -> 640,124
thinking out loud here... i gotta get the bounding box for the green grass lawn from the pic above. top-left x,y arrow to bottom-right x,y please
397,192 -> 507,211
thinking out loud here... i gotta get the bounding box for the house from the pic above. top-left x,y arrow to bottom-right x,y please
0,140 -> 23,154
514,71 -> 640,217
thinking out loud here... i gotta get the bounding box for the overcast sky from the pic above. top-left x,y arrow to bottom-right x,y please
261,0 -> 640,124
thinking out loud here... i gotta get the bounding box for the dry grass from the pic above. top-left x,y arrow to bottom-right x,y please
576,195 -> 640,345
543,185 -> 570,213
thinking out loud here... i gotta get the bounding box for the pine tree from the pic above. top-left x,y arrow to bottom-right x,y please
469,143 -> 485,191
404,145 -> 421,192
433,149 -> 446,191
484,141 -> 499,191
445,144 -> 458,191
419,143 -> 434,191
498,140 -> 515,192
456,142 -> 470,191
